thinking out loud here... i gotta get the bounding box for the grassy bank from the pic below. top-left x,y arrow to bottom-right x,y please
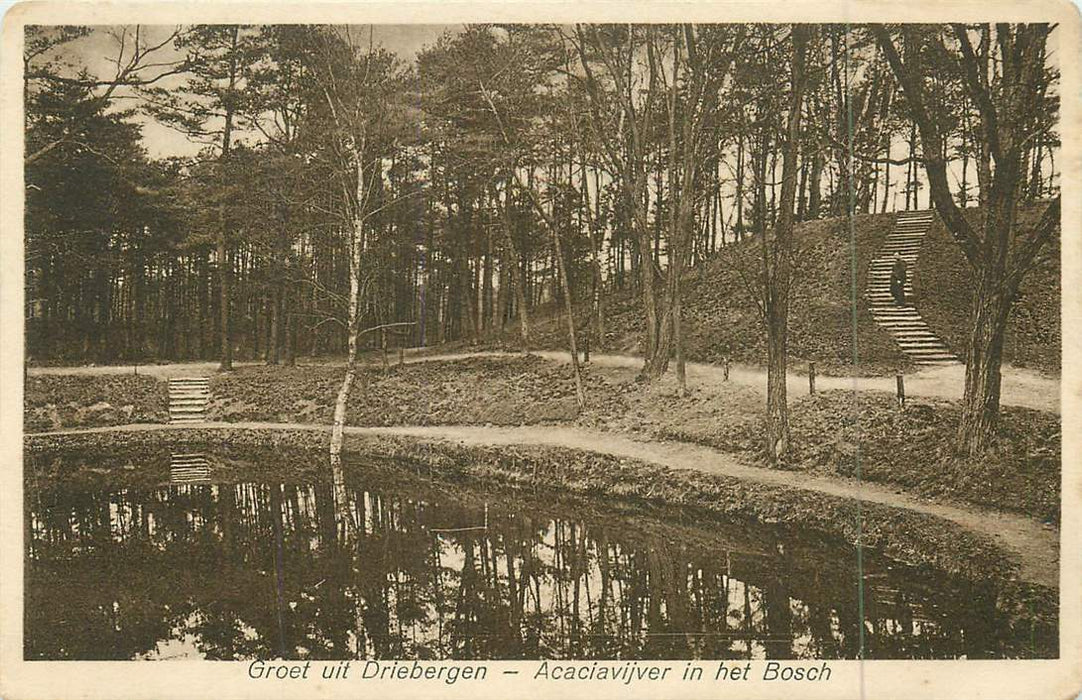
583,376 -> 1060,522
24,374 -> 169,432
207,355 -> 627,425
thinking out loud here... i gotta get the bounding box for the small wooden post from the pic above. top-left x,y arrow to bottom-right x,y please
723,356 -> 731,382
808,362 -> 816,395
896,373 -> 906,408
583,333 -> 590,363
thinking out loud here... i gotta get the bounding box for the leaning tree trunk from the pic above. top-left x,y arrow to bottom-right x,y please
549,219 -> 586,411
515,174 -> 586,409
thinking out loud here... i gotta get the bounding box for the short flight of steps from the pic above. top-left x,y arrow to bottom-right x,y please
168,377 -> 210,424
867,211 -> 961,367
170,453 -> 211,483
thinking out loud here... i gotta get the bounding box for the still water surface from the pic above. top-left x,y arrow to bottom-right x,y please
24,447 -> 1055,660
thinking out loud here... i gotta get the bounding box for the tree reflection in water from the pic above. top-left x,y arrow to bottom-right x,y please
24,449 -> 1055,661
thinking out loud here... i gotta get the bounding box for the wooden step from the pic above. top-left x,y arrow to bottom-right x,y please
169,377 -> 210,425
870,257 -> 918,265
904,350 -> 955,358
892,332 -> 943,342
871,255 -> 918,262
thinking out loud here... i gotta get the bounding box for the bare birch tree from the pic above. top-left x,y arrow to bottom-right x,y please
301,27 -> 406,471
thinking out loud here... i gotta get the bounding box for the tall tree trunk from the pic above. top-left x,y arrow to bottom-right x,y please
498,179 -> 530,353
808,152 -> 824,219
267,286 -> 280,365
218,238 -> 232,370
483,228 -> 493,335
217,27 -> 239,372
764,25 -> 810,466
735,133 -> 745,239
283,281 -> 296,367
958,281 -> 1011,455
881,134 -> 892,213
666,29 -> 689,396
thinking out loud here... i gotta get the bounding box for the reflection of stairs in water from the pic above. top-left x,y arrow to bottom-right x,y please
170,453 -> 211,483
866,211 -> 962,367
169,377 -> 210,424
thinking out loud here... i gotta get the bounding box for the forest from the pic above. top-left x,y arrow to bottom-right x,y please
24,23 -> 1061,458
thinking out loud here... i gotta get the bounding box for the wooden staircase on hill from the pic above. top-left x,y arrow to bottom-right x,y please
168,377 -> 210,424
866,211 -> 962,367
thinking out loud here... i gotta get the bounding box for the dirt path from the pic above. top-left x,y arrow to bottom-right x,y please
33,420 -> 1059,589
27,350 -> 1059,413
409,350 -> 1062,414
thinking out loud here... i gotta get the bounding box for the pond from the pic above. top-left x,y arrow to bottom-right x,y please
24,446 -> 1056,661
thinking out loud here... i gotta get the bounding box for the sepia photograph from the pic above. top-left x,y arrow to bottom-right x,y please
2,4 -> 1079,699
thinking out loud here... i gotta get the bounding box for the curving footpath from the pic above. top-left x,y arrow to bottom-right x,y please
405,350 -> 1061,414
26,351 -> 1059,414
31,420 -> 1059,590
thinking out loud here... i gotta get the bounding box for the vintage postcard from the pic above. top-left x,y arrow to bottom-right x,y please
1,1 -> 1079,698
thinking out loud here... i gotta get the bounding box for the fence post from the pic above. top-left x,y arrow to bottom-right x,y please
723,356 -> 731,382
583,333 -> 590,364
896,373 -> 906,408
809,362 -> 816,395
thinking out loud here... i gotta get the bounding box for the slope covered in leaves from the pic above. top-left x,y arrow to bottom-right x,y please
496,212 -> 909,375
206,356 -> 626,426
501,206 -> 1059,377
24,375 -> 169,431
